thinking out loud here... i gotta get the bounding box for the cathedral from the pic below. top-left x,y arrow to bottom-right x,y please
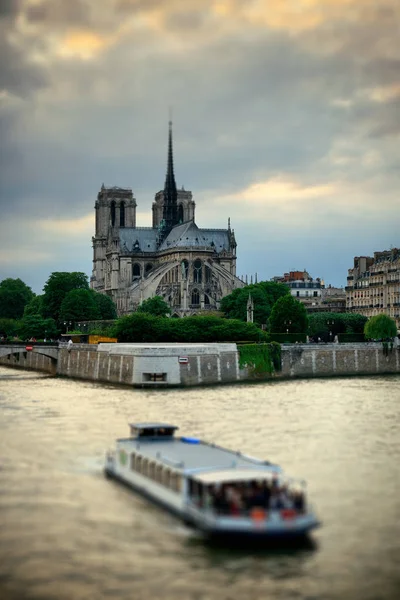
90,123 -> 244,316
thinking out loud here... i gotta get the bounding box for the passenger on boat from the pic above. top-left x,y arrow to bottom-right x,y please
204,479 -> 306,516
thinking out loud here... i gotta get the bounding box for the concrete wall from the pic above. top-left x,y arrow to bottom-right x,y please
1,342 -> 399,386
0,349 -> 56,374
54,343 -> 241,387
279,343 -> 399,379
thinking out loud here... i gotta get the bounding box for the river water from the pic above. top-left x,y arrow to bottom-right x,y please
0,366 -> 399,600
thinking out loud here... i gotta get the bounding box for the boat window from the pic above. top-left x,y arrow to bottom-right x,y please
130,453 -> 136,470
136,456 -> 142,471
155,465 -> 163,483
149,461 -> 156,480
142,458 -> 148,477
136,426 -> 175,438
163,468 -> 171,487
173,474 -> 182,493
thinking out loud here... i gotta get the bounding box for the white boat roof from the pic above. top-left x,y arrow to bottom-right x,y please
116,436 -> 281,475
192,468 -> 281,484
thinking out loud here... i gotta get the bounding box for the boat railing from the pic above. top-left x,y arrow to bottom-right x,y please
158,455 -> 184,468
186,498 -> 308,522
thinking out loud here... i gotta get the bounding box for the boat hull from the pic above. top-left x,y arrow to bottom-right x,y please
104,466 -> 320,544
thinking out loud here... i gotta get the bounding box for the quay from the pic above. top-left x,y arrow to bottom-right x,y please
0,342 -> 399,387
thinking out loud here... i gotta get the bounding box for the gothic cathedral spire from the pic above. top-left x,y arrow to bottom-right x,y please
162,120 -> 178,235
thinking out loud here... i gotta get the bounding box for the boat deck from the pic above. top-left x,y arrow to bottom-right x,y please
116,436 -> 279,474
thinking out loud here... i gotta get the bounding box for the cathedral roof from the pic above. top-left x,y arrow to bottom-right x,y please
158,221 -> 206,250
158,221 -> 231,253
118,222 -> 231,255
200,228 -> 231,253
119,228 -> 158,253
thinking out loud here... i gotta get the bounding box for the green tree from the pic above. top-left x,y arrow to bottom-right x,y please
112,314 -> 268,343
42,272 -> 89,322
17,316 -> 58,340
0,278 -> 35,319
0,318 -> 19,338
23,295 -> 44,317
112,313 -> 160,342
59,289 -> 100,323
137,296 -> 171,317
92,291 -> 117,319
269,295 -> 309,333
364,314 -> 397,340
221,281 -> 289,324
308,312 -> 367,339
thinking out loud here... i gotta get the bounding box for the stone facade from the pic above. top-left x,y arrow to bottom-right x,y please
346,249 -> 400,328
2,343 -> 399,385
90,123 -> 244,316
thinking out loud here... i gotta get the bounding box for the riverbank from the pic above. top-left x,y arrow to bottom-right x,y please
1,342 -> 399,386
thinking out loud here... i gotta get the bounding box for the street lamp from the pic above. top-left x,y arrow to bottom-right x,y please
327,319 -> 334,343
284,319 -> 292,335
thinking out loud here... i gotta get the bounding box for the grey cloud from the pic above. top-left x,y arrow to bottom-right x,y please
164,9 -> 207,31
25,0 -> 91,27
0,2 -> 49,98
0,0 -> 399,293
0,0 -> 21,18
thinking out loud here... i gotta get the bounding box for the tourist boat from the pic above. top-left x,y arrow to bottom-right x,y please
104,423 -> 321,541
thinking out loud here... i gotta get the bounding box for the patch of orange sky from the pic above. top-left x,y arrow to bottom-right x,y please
37,214 -> 94,235
52,0 -> 372,61
232,177 -> 337,203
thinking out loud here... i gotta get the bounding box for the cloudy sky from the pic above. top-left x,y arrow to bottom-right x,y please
0,0 -> 399,295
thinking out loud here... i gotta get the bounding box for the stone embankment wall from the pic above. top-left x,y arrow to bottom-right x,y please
0,350 -> 56,374
279,343 -> 399,379
56,343 -> 240,386
0,343 -> 399,386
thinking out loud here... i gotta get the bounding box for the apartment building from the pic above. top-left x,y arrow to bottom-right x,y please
346,249 -> 400,328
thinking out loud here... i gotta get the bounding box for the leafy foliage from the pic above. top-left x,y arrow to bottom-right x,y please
42,272 -> 89,322
59,289 -> 100,322
112,314 -> 268,343
0,278 -> 35,319
364,314 -> 397,340
269,295 -> 309,333
92,292 -> 117,319
23,295 -> 44,317
137,296 -> 171,317
238,342 -> 281,375
17,316 -> 58,340
269,333 -> 307,344
0,318 -> 19,338
220,281 -> 289,324
308,312 -> 367,340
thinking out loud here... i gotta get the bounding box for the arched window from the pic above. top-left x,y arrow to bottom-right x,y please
178,204 -> 184,223
205,265 -> 212,283
181,259 -> 189,280
110,201 -> 116,226
204,294 -> 210,306
193,259 -> 202,283
120,202 -> 125,227
191,289 -> 200,306
145,263 -> 153,275
132,263 -> 141,279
